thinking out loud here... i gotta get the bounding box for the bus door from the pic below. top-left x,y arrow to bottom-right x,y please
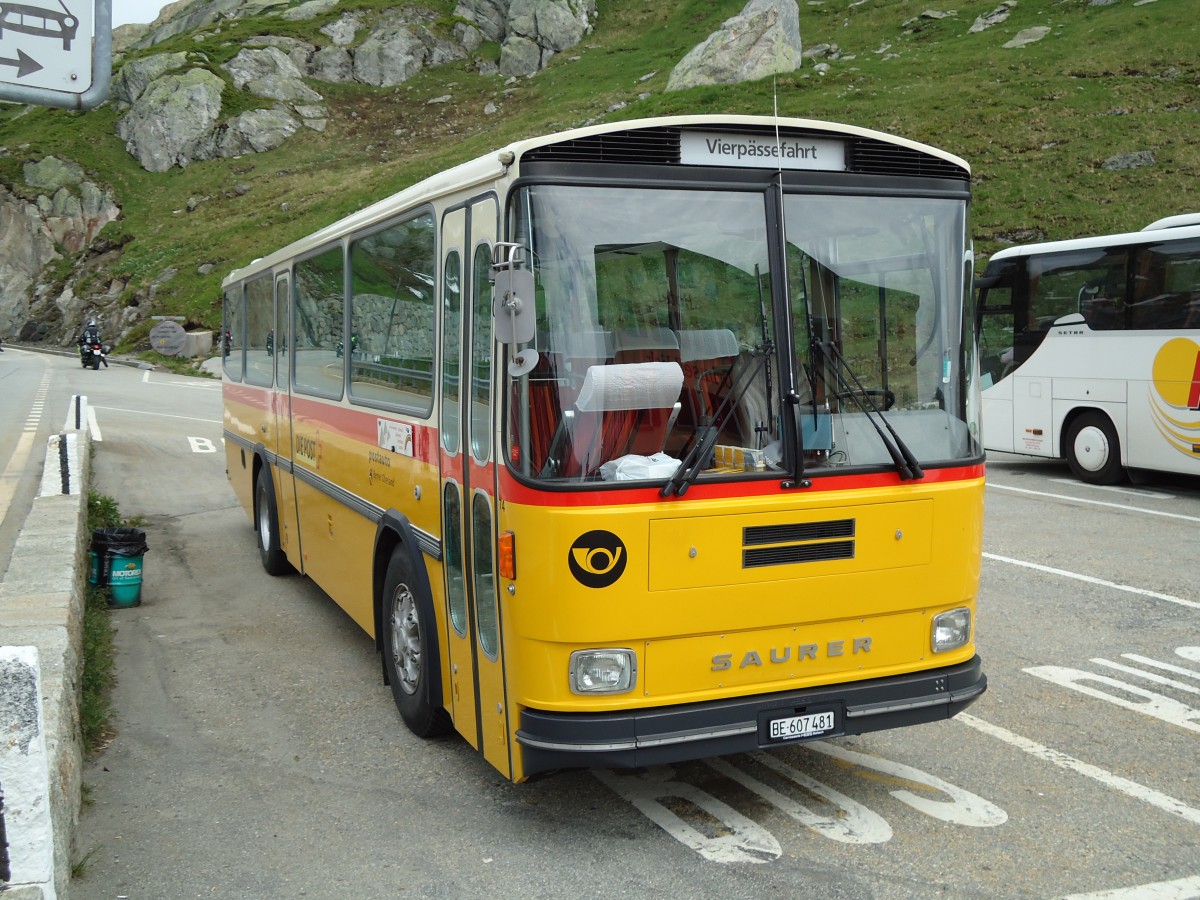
272,272 -> 301,567
439,197 -> 508,776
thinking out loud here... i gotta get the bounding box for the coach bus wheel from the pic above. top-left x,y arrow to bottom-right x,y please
1065,412 -> 1124,485
382,549 -> 452,738
254,473 -> 291,575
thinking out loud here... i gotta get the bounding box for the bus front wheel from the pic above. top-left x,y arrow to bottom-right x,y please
1065,412 -> 1124,485
382,548 -> 452,738
255,472 -> 291,575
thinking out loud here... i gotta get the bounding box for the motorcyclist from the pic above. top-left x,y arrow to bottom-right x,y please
79,319 -> 109,367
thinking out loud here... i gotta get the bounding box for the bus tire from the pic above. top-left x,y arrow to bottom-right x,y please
1065,412 -> 1124,485
254,471 -> 291,576
382,548 -> 452,738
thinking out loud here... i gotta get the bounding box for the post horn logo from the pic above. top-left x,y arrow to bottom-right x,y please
568,530 -> 627,588
1149,337 -> 1200,458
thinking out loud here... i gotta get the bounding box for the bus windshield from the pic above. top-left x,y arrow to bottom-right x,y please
508,184 -> 975,484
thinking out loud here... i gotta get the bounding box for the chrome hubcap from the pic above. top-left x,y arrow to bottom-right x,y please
390,584 -> 421,695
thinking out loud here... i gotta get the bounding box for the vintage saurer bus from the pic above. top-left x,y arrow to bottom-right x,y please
222,115 -> 986,782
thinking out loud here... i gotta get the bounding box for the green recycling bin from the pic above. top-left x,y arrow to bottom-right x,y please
91,528 -> 149,608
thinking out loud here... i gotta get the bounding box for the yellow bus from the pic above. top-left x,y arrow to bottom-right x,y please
222,115 -> 986,782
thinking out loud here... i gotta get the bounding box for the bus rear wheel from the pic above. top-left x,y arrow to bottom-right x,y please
254,472 -> 291,575
1065,412 -> 1124,485
382,548 -> 452,738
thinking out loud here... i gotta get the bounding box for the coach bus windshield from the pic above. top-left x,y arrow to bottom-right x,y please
506,184 -> 975,484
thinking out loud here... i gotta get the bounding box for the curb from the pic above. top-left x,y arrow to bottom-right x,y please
1,407 -> 91,899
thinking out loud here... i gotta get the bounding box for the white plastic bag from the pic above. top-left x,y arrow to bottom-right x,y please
599,452 -> 680,482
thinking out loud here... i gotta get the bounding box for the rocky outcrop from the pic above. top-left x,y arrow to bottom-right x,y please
352,12 -> 466,87
114,46 -> 329,172
109,0 -> 591,170
0,158 -> 121,341
115,68 -> 225,173
455,0 -> 595,76
666,0 -> 803,92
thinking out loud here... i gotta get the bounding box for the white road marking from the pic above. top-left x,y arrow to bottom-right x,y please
1024,665 -> 1200,734
87,405 -> 102,442
1060,874 -> 1200,899
593,767 -> 781,864
142,369 -> 220,389
91,405 -> 221,425
1089,658 -> 1200,696
804,740 -> 1007,827
957,713 -> 1200,827
984,553 -> 1200,610
1121,652 -> 1200,681
1047,477 -> 1177,500
708,754 -> 893,844
987,482 -> 1200,523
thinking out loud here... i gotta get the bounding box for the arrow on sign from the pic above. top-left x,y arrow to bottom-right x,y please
0,49 -> 44,78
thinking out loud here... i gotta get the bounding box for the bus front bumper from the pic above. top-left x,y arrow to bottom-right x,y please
516,655 -> 985,778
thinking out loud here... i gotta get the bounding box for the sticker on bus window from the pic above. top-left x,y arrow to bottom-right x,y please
568,530 -> 627,588
377,419 -> 413,457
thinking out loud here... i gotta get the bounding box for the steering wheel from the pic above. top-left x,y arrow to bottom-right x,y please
832,388 -> 896,411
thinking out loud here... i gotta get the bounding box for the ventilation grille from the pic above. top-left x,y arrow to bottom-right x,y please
849,139 -> 967,180
742,519 -> 856,569
521,126 -> 967,181
522,127 -> 682,166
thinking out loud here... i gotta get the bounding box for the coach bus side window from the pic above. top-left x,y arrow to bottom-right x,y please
223,287 -> 244,381
1130,238 -> 1200,330
1031,249 -> 1127,332
293,245 -> 346,398
244,275 -> 274,388
349,211 -> 437,413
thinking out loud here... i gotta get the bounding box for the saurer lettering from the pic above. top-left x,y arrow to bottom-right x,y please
712,637 -> 873,671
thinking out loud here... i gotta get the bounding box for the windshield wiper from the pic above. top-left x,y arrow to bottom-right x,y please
661,345 -> 771,498
816,340 -> 924,481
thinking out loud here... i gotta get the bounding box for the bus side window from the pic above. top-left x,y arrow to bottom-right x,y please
1131,239 -> 1200,330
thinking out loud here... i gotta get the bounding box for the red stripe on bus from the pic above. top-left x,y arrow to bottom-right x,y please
496,462 -> 986,507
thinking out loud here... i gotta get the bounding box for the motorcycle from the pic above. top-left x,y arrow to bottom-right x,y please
81,341 -> 107,369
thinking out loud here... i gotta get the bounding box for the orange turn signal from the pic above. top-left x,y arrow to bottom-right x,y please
498,530 -> 516,580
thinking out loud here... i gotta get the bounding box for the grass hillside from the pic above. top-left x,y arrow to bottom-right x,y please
0,0 -> 1195,352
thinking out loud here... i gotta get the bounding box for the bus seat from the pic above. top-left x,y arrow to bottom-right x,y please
568,361 -> 684,475
614,327 -> 680,365
676,328 -> 740,423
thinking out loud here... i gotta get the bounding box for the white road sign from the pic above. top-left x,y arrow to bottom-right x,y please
0,0 -> 109,108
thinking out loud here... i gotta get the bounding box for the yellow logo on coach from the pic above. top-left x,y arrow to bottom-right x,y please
1148,338 -> 1200,458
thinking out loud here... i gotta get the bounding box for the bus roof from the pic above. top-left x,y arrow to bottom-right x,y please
1143,212 -> 1200,231
986,218 -> 1200,265
222,114 -> 969,289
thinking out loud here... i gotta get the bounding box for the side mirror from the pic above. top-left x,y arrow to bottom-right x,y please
493,268 -> 536,345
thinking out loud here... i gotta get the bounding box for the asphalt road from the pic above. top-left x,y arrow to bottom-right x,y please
25,347 -> 1194,900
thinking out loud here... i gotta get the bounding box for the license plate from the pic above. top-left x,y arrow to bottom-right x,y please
767,709 -> 837,742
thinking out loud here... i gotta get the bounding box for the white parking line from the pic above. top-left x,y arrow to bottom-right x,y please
984,553 -> 1200,610
1047,478 -> 1177,500
987,483 -> 1200,523
1060,874 -> 1200,899
956,714 -> 1200,827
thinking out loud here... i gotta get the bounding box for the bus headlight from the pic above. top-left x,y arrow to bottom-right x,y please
931,608 -> 972,653
569,649 -> 637,694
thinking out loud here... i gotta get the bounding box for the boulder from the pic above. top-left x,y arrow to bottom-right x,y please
116,68 -> 225,172
110,51 -> 188,104
667,0 -> 803,92
352,16 -> 465,87
23,156 -> 85,191
223,46 -> 322,103
219,108 -> 301,155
